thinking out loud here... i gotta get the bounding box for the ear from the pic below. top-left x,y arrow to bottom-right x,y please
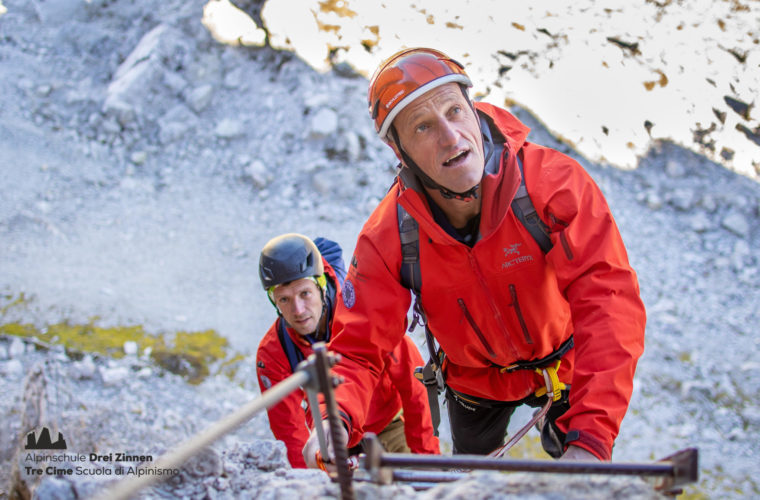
384,128 -> 404,163
387,141 -> 404,163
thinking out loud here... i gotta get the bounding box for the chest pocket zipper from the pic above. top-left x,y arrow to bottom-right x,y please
508,284 -> 533,345
457,298 -> 497,358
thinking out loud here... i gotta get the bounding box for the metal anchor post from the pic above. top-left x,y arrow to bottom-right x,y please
310,342 -> 355,500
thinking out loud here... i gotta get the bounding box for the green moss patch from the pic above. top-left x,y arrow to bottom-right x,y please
0,318 -> 243,385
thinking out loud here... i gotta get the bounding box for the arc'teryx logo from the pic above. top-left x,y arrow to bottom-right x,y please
504,244 -> 522,257
25,427 -> 67,450
502,243 -> 534,270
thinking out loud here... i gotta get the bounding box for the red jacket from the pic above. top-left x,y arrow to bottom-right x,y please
328,103 -> 646,460
256,259 -> 439,468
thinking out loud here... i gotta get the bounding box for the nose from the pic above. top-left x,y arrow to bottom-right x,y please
437,117 -> 458,147
292,297 -> 307,315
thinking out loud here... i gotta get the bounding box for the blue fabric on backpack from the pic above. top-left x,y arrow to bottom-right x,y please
314,237 -> 346,286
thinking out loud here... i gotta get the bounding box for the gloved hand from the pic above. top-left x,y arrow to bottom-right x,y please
560,444 -> 600,461
303,419 -> 348,472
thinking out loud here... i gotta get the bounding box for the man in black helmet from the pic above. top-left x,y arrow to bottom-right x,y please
255,233 -> 439,469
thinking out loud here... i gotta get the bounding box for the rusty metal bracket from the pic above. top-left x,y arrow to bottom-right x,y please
361,434 -> 698,495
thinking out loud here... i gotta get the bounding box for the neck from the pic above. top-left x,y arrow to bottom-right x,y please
424,184 -> 482,229
315,309 -> 328,340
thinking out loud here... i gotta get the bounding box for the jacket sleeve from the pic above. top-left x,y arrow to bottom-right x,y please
256,338 -> 311,468
325,214 -> 414,448
389,336 -> 440,454
529,144 -> 646,460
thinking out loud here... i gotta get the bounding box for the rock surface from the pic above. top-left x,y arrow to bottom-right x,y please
0,0 -> 758,498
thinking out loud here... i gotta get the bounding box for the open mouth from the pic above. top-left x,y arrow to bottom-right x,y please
443,149 -> 469,167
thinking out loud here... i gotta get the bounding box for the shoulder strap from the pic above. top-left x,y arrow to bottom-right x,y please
397,203 -> 437,362
277,320 -> 305,373
511,153 -> 553,253
397,203 -> 422,295
397,202 -> 442,435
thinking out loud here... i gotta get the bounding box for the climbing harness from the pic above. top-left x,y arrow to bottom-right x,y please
489,359 -> 566,458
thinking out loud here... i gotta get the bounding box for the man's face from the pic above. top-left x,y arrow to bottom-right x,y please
271,278 -> 323,336
392,82 -> 485,195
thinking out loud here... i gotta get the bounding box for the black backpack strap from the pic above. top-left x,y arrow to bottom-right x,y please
511,153 -> 553,254
397,204 -> 440,364
277,320 -> 305,373
397,202 -> 422,296
397,202 -> 443,436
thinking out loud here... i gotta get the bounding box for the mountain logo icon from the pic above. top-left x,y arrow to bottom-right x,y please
24,427 -> 67,450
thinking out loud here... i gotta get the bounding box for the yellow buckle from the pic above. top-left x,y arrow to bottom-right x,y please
500,363 -> 517,374
533,360 -> 565,402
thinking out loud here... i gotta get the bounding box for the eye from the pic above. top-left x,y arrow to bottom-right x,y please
415,122 -> 430,134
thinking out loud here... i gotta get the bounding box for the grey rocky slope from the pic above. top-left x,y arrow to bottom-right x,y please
0,336 -> 669,499
1,0 -> 758,498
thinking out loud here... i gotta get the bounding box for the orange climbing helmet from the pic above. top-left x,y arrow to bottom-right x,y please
368,48 -> 472,139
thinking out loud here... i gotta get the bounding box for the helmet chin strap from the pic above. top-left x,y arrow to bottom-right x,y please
312,288 -> 329,341
312,302 -> 328,340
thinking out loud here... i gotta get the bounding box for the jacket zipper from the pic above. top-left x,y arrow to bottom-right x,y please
466,252 -> 520,359
508,284 -> 533,344
457,298 -> 497,358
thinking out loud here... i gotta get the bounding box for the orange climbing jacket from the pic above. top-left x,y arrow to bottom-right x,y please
327,102 -> 646,460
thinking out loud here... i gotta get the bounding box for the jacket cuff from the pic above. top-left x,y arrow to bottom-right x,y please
338,410 -> 352,435
564,430 -> 611,461
320,409 -> 353,437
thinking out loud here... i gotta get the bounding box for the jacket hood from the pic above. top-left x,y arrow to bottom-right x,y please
474,101 -> 530,152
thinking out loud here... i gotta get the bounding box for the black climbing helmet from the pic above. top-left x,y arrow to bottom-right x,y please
259,233 -> 325,295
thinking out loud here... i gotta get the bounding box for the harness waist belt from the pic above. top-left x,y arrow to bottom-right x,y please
502,335 -> 574,373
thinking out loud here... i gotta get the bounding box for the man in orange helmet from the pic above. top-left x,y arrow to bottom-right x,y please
303,48 -> 646,466
255,233 -> 439,468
